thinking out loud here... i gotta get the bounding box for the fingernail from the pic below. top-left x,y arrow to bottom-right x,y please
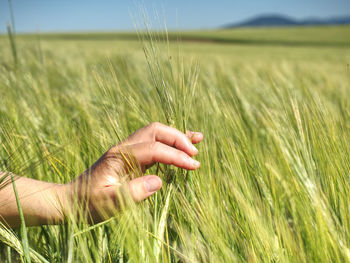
191,159 -> 200,168
197,132 -> 203,137
144,177 -> 162,193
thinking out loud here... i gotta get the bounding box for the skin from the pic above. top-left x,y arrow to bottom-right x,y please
0,122 -> 203,228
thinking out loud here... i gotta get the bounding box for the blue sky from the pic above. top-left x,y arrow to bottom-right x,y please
1,0 -> 350,33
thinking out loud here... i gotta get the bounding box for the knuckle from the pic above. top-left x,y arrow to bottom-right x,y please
107,144 -> 118,154
107,144 -> 128,158
149,121 -> 162,131
148,122 -> 163,140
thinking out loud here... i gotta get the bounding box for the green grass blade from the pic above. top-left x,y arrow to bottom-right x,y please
6,22 -> 18,66
11,174 -> 31,263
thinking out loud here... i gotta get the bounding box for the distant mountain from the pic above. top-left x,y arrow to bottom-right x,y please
223,14 -> 350,28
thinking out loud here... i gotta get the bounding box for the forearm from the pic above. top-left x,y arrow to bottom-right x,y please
0,173 -> 69,228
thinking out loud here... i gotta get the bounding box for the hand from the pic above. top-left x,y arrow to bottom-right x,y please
65,122 -> 203,223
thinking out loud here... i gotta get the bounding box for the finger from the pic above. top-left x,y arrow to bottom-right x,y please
124,122 -> 199,156
131,142 -> 200,170
128,175 -> 162,202
154,124 -> 199,156
186,131 -> 204,144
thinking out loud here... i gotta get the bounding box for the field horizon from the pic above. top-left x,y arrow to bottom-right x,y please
2,25 -> 350,47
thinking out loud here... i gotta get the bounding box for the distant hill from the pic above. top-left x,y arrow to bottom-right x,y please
223,14 -> 350,28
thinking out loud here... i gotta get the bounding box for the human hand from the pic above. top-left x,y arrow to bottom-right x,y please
65,122 -> 203,223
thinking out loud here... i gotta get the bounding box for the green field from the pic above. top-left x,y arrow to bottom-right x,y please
1,26 -> 350,262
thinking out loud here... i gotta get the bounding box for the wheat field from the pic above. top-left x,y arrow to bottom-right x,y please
0,26 -> 350,262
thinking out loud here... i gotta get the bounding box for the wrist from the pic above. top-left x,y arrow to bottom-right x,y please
54,183 -> 74,223
58,179 -> 91,223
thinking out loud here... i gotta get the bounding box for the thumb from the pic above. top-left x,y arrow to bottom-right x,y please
128,175 -> 162,202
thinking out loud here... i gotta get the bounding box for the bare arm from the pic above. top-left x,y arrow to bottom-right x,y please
0,123 -> 203,228
0,174 -> 68,228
